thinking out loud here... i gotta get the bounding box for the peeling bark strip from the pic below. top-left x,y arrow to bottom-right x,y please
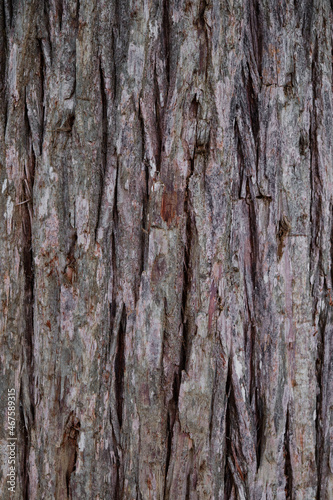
1,0 -> 333,499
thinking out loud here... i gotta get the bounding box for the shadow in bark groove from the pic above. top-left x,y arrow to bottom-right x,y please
20,101 -> 36,489
138,100 -> 150,284
95,58 -> 108,241
162,0 -> 170,89
284,407 -> 293,499
115,305 -> 126,429
224,362 -> 246,499
315,306 -> 327,500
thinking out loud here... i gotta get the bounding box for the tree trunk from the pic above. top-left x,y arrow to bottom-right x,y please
1,0 -> 333,498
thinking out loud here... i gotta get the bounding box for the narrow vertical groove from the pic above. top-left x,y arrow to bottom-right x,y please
315,308 -> 326,500
19,93 -> 36,500
224,364 -> 236,499
284,407 -> 293,499
37,38 -> 45,153
163,411 -> 172,500
55,0 -> 63,32
138,100 -> 149,285
95,58 -> 108,241
162,0 -> 170,88
115,305 -> 126,429
0,0 -> 7,135
153,60 -> 163,173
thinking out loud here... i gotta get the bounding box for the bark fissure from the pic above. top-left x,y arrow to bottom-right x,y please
284,407 -> 293,499
138,100 -> 149,282
224,365 -> 238,499
22,94 -> 36,427
315,307 -> 326,500
162,0 -> 170,88
115,305 -> 126,429
95,58 -> 108,241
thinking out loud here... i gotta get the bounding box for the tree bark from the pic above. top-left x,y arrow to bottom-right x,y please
1,0 -> 333,498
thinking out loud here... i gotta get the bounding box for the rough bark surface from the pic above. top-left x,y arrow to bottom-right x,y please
1,0 -> 333,499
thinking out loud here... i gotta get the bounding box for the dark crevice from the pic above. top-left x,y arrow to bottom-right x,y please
246,179 -> 258,283
254,386 -> 264,469
111,27 -> 117,102
163,411 -> 172,499
246,66 -> 259,145
138,100 -> 149,286
108,165 -> 118,358
109,157 -> 119,360
309,37 -> 322,277
179,318 -> 189,380
99,59 -> 108,178
255,193 -> 272,201
224,359 -> 248,498
154,60 -> 163,172
37,38 -> 45,152
284,407 -> 293,499
234,120 -> 249,200
277,215 -> 291,260
0,0 -> 8,135
224,363 -> 236,499
245,182 -> 264,470
185,472 -> 191,500
23,93 -> 36,425
180,158 -> 195,379
234,120 -> 246,199
95,58 -> 108,241
76,0 -> 80,26
55,0 -> 63,32
315,302 -> 327,499
107,298 -> 117,362
164,163 -> 195,496
115,305 -> 126,428
163,0 -> 170,88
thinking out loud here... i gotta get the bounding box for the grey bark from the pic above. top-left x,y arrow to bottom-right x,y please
0,0 -> 333,499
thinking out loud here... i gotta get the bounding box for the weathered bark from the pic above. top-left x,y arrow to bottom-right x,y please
1,0 -> 333,498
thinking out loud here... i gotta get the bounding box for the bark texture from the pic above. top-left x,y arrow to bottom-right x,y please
1,0 -> 333,498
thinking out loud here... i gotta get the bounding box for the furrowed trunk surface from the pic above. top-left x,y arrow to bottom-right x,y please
0,0 -> 333,498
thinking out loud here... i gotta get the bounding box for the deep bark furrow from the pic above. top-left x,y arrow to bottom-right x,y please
115,305 -> 126,429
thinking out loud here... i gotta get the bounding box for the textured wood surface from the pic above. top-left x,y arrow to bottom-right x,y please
0,0 -> 333,498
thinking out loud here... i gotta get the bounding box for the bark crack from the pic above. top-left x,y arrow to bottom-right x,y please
284,407 -> 293,499
115,305 -> 126,429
